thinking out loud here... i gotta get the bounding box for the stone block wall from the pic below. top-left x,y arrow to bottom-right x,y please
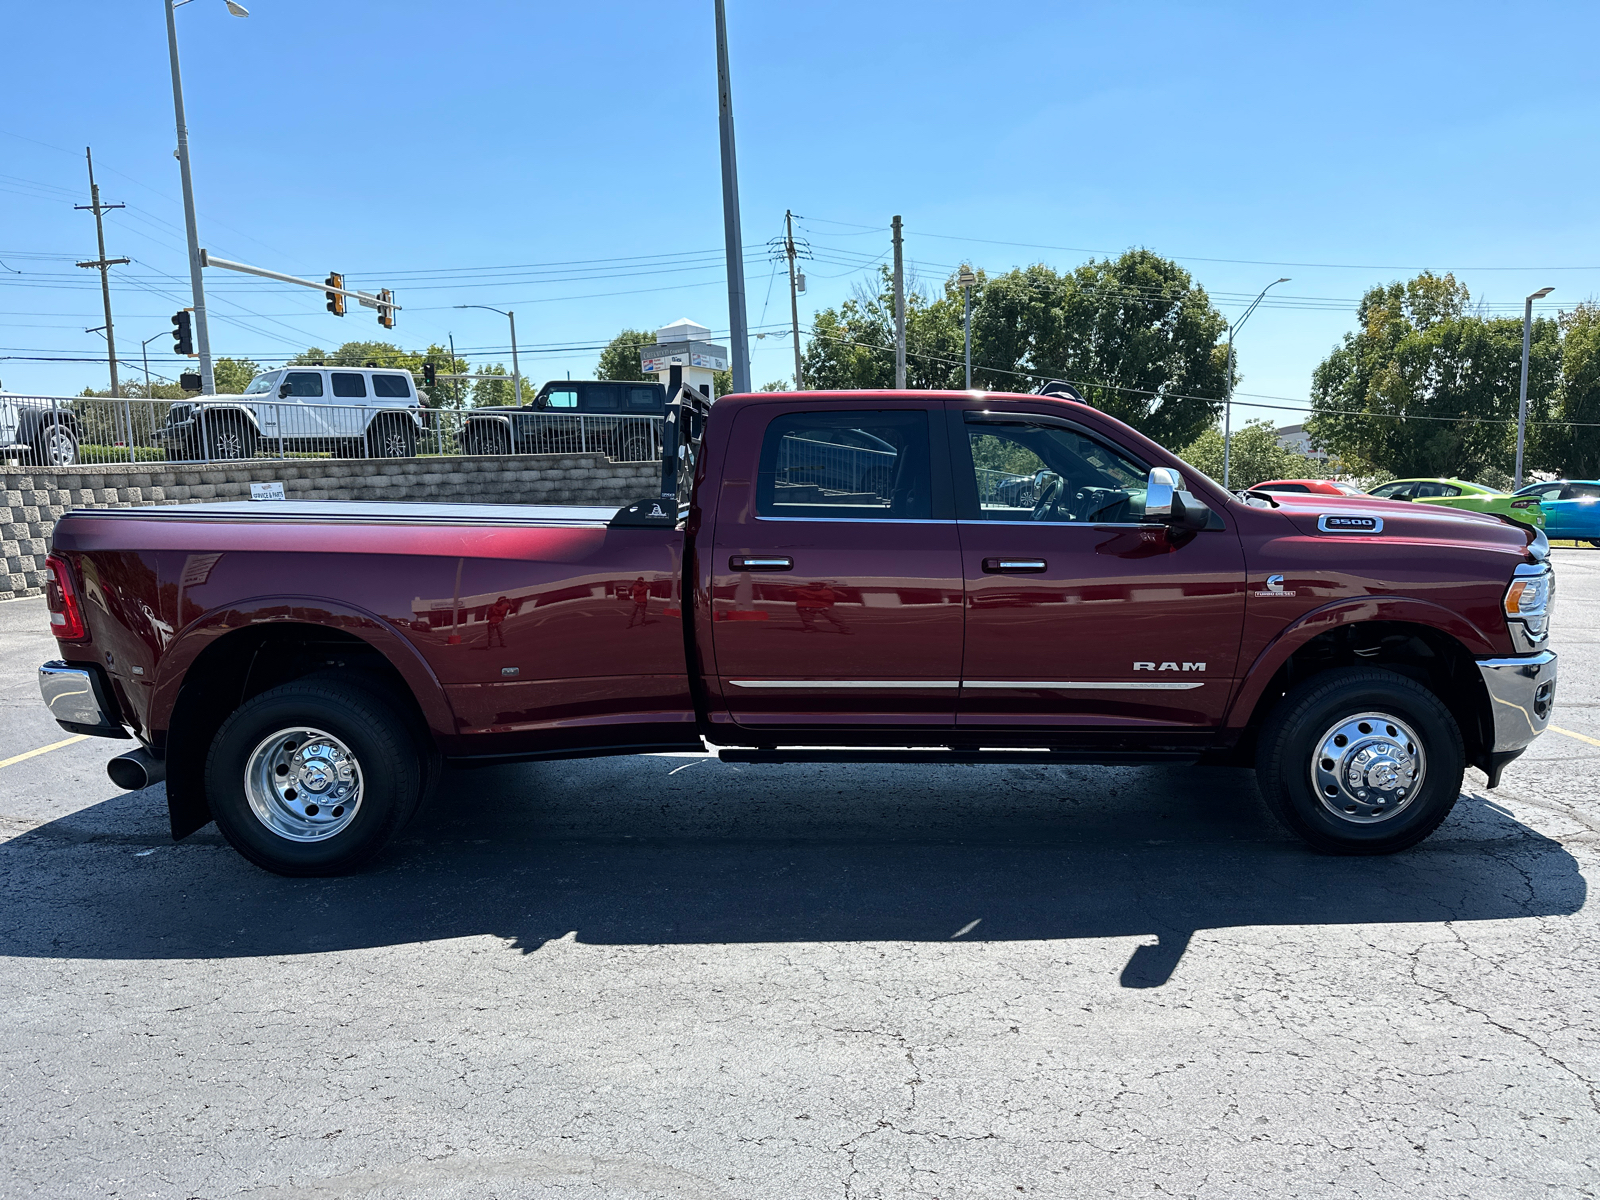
1,454 -> 659,600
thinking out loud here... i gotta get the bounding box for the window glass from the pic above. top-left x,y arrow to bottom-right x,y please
281,371 -> 324,398
372,373 -> 411,398
1259,482 -> 1311,493
544,389 -> 578,409
583,384 -> 619,411
966,421 -> 1148,522
331,372 -> 367,398
1567,483 -> 1600,499
1370,482 -> 1412,499
756,410 -> 931,520
243,371 -> 281,395
1412,482 -> 1459,498
627,386 -> 660,411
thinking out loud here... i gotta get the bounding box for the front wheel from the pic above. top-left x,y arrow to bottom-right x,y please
204,678 -> 426,876
31,422 -> 78,466
1255,667 -> 1465,855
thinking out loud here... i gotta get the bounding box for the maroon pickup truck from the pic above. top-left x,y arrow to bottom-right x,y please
37,388 -> 1558,875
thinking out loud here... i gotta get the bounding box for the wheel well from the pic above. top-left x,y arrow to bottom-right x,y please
162,623 -> 432,838
1238,621 -> 1491,771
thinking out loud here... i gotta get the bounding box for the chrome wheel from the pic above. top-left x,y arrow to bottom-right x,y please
207,426 -> 248,460
1310,711 -> 1426,824
244,726 -> 364,842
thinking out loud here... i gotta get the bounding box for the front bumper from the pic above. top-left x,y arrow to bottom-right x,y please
1477,650 -> 1557,754
38,661 -> 129,739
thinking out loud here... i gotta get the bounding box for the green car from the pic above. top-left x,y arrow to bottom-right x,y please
1366,478 -> 1545,529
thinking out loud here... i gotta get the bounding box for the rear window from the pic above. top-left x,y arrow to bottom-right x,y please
1568,483 -> 1600,499
331,372 -> 367,398
627,386 -> 660,411
372,374 -> 411,399
1260,483 -> 1310,493
583,384 -> 618,411
756,410 -> 931,520
1413,482 -> 1461,498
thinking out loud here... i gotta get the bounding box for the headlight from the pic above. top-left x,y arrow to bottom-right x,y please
1505,562 -> 1554,648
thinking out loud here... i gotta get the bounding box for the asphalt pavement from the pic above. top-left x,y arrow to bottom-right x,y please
2,551 -> 1597,1199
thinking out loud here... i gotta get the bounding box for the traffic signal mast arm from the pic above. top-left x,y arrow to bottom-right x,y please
200,250 -> 400,323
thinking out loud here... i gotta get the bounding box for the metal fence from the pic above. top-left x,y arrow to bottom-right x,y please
0,394 -> 665,467
774,434 -> 898,501
974,466 -> 1036,509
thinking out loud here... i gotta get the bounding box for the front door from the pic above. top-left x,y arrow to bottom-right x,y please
708,404 -> 963,730
951,407 -> 1246,729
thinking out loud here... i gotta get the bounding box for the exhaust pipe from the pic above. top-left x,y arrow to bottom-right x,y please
107,747 -> 166,791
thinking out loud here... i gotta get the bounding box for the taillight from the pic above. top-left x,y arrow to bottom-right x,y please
44,554 -> 87,641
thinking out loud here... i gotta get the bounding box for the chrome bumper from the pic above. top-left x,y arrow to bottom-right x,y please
38,661 -> 129,739
1477,650 -> 1557,754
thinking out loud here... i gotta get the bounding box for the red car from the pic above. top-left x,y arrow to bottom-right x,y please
1251,479 -> 1367,497
39,388 -> 1557,874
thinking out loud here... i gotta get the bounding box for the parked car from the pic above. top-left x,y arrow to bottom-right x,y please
1251,478 -> 1366,497
0,393 -> 80,466
41,387 -> 1557,875
1512,479 -> 1600,545
1367,477 -> 1545,529
152,367 -> 425,461
461,379 -> 665,461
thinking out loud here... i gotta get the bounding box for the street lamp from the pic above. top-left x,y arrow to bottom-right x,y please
958,266 -> 978,389
165,0 -> 248,397
1222,277 -> 1290,490
1515,286 -> 1555,490
455,305 -> 523,404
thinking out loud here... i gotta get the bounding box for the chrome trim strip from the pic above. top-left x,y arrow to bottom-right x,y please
754,516 -> 957,524
729,680 -> 961,689
961,680 -> 1205,691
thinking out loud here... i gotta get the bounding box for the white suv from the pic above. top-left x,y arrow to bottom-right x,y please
153,367 -> 425,461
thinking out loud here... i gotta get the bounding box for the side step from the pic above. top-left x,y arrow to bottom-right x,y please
717,748 -> 1201,766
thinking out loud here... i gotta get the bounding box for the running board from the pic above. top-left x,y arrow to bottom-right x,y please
717,748 -> 1202,766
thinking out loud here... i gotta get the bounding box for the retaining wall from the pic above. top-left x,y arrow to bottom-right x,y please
1,454 -> 659,600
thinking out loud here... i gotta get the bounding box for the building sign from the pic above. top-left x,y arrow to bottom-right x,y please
640,340 -> 729,374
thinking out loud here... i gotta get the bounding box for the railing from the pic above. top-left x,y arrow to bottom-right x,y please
774,434 -> 898,501
974,466 -> 1036,507
0,395 -> 665,467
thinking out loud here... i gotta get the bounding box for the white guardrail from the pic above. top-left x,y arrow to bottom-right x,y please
0,395 -> 665,468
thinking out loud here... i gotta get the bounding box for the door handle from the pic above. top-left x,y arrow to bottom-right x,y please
983,558 -> 1047,573
730,555 -> 793,571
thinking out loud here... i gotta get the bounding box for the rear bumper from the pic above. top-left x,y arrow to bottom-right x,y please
1476,650 -> 1557,754
38,661 -> 130,739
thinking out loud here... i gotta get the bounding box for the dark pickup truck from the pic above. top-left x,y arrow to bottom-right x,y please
38,388 -> 1557,875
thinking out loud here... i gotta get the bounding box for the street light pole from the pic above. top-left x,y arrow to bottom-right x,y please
1222,277 -> 1290,490
714,0 -> 751,393
455,305 -> 523,404
1516,286 -> 1554,489
140,332 -> 166,394
958,266 -> 977,389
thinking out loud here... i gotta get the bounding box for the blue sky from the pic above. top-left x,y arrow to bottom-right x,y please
4,0 -> 1597,430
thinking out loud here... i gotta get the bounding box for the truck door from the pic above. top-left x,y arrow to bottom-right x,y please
950,407 -> 1246,728
708,404 -> 963,730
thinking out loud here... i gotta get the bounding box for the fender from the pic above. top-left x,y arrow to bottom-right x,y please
1224,594 -> 1500,729
149,593 -> 457,742
195,403 -> 263,435
463,412 -> 514,429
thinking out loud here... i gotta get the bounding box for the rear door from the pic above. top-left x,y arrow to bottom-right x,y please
708,403 -> 963,729
950,406 -> 1246,728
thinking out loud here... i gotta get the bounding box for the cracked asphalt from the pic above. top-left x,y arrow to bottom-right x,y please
1,549 -> 1597,1199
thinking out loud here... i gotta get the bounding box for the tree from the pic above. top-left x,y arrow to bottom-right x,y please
802,266 -> 964,391
213,356 -> 263,394
470,364 -> 517,408
596,329 -> 655,381
1535,303 -> 1600,477
1306,273 -> 1559,480
1178,420 -> 1324,489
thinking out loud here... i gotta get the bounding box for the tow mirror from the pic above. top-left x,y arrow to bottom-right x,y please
1144,467 -> 1179,518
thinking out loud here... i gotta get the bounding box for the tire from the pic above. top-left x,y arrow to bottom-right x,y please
202,417 -> 256,461
204,677 -> 426,876
31,422 -> 78,467
620,434 -> 653,462
465,422 -> 510,456
1255,667 -> 1465,855
367,417 -> 417,459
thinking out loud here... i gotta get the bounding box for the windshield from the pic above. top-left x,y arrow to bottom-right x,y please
243,371 -> 282,395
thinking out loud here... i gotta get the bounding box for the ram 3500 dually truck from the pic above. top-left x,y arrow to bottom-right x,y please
37,388 -> 1558,876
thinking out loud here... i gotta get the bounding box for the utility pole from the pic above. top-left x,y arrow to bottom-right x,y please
714,0 -> 751,393
165,0 -> 218,395
892,215 -> 906,389
784,210 -> 804,388
75,148 -> 130,398
449,333 -> 461,409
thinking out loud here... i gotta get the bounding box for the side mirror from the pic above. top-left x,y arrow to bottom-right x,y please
277,383 -> 292,399
1144,467 -> 1179,518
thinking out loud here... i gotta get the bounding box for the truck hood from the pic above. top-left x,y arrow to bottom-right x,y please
1259,492 -> 1536,553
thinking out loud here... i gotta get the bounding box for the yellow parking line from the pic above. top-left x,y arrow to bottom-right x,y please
1550,724 -> 1600,749
0,735 -> 90,769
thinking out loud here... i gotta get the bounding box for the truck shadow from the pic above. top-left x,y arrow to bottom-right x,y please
0,760 -> 1585,989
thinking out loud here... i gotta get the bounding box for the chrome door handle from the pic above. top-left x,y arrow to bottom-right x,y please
982,558 -> 1047,573
730,555 -> 793,571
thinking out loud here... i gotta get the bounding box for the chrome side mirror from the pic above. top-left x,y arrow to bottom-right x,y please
1145,467 -> 1180,519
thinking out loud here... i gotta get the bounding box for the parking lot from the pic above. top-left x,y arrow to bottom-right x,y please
1,549 -> 1596,1199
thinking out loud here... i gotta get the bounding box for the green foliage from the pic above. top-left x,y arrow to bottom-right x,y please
79,444 -> 167,464
213,356 -> 262,394
1305,273 -> 1558,479
758,380 -> 789,392
1178,420 -> 1324,490
596,329 -> 655,382
1537,303 -> 1600,477
469,363 -> 521,408
802,265 -> 966,392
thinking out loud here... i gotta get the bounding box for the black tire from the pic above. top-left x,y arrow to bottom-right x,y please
204,677 -> 426,876
465,422 -> 510,456
367,417 -> 417,459
202,417 -> 256,461
620,434 -> 653,462
31,422 -> 78,467
1255,667 -> 1465,855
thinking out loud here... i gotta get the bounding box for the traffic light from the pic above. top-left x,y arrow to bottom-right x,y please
171,309 -> 194,356
325,272 -> 345,317
376,288 -> 395,329
422,361 -> 437,387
